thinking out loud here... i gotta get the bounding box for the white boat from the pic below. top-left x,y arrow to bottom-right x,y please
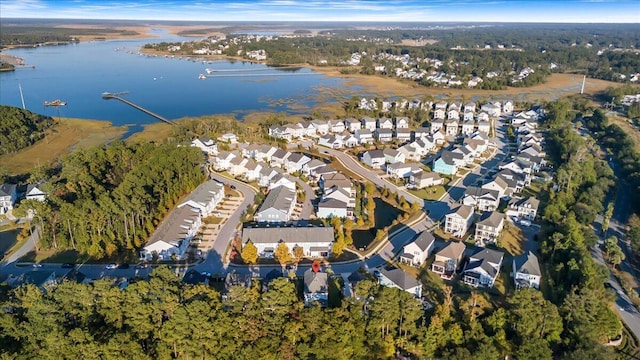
198,74 -> 207,80
205,68 -> 214,74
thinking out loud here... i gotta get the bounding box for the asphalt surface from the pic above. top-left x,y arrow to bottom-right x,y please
292,176 -> 315,219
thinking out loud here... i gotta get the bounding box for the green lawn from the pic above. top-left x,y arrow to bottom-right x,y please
409,185 -> 446,201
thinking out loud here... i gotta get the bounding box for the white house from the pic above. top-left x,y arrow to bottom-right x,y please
463,247 -> 504,288
481,103 -> 501,117
409,171 -> 443,189
297,121 -> 317,137
191,136 -> 218,155
395,128 -> 412,143
433,108 -> 446,120
378,268 -> 422,298
140,205 -> 202,261
513,251 -> 541,290
0,184 -> 17,214
374,128 -> 393,142
345,118 -> 361,132
318,134 -> 344,149
220,133 -> 238,143
502,100 -> 514,114
362,150 -> 386,169
506,196 -> 540,221
25,184 -> 46,202
378,117 -> 394,129
431,118 -> 445,134
399,231 -> 436,267
242,226 -> 334,258
284,153 -> 311,174
213,151 -> 237,171
383,148 -> 405,164
477,112 -> 490,122
386,163 -> 421,179
448,109 -> 460,120
474,211 -> 505,245
355,129 -> 374,144
328,119 -> 345,133
445,119 -> 459,136
461,120 -> 475,136
317,198 -> 349,218
361,116 -> 377,131
268,174 -> 297,191
177,180 -> 225,217
463,111 -> 475,122
395,117 -> 410,129
444,205 -> 474,237
311,120 -> 329,135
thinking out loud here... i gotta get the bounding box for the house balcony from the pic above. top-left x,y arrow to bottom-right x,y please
431,261 -> 455,280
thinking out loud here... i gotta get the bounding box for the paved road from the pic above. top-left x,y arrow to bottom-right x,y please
1,226 -> 39,267
292,177 -> 315,219
201,173 -> 257,274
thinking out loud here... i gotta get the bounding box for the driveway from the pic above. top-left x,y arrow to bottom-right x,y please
293,177 -> 315,219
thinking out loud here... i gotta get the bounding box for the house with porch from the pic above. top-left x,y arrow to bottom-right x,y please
177,180 -> 225,217
462,247 -> 504,288
362,116 -> 377,131
513,251 -> 541,290
445,119 -> 459,136
409,171 -> 443,189
506,196 -> 540,221
431,241 -> 466,280
461,120 -> 475,136
444,205 -> 475,237
191,136 -> 218,155
399,231 -> 436,267
345,118 -> 361,132
462,187 -> 500,212
474,211 -> 505,245
430,118 -> 445,133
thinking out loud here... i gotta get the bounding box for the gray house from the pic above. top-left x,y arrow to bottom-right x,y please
0,184 -> 17,214
304,268 -> 329,307
254,185 -> 297,223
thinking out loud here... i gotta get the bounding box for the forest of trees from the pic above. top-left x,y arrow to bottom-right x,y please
0,266 -> 620,360
16,141 -> 205,259
0,105 -> 55,155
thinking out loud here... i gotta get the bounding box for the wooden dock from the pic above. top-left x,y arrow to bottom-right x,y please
102,92 -> 176,126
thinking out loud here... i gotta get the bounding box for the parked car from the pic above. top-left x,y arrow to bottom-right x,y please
230,185 -> 236,190
519,219 -> 532,227
61,263 -> 75,268
32,263 -> 43,268
105,263 -> 118,270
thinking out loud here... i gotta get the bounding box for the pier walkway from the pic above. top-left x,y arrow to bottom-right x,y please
102,92 -> 176,126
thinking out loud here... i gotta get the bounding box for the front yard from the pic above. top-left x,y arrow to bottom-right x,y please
409,185 -> 446,201
499,224 -> 525,256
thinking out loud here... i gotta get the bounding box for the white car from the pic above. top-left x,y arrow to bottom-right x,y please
519,219 -> 532,227
105,263 -> 118,270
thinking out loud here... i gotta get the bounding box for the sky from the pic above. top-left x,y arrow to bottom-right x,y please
1,0 -> 639,23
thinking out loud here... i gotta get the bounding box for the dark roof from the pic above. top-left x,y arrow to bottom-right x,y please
182,269 -> 207,284
412,231 -> 435,252
364,149 -> 385,159
477,211 -> 504,228
439,150 -> 463,165
256,186 -> 296,215
380,268 -> 420,290
318,198 -> 347,209
348,271 -> 367,283
304,269 -> 328,294
0,184 -> 16,197
513,251 -> 541,277
436,241 -> 466,260
508,196 -> 540,210
469,247 -> 504,265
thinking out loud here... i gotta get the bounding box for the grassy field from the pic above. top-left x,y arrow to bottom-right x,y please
1,118 -> 127,175
499,224 -> 525,256
609,114 -> 640,153
409,185 -> 446,201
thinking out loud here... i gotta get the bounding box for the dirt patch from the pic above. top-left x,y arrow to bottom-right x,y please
399,39 -> 439,46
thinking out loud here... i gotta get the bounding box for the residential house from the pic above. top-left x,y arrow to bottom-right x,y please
228,156 -> 248,177
253,185 -> 297,222
433,108 -> 446,120
213,151 -> 237,171
320,172 -> 351,193
258,166 -> 282,187
448,109 -> 460,120
242,226 -> 334,258
431,241 -> 466,280
519,144 -> 545,158
25,184 -> 46,202
477,112 -> 490,122
462,187 -> 500,212
481,176 -> 509,199
345,118 -> 361,132
378,117 -> 394,129
341,133 -> 359,148
386,163 -> 422,179
445,119 -> 459,136
461,120 -> 475,136
497,169 -> 527,194
395,128 -> 412,143
268,174 -> 297,191
297,121 -> 317,137
355,129 -> 374,144
224,270 -> 252,294
178,180 -> 225,217
395,117 -> 410,129
412,127 -> 430,140
362,150 -> 386,169
253,145 -> 278,163
383,148 -> 405,164
474,211 -> 505,245
191,136 -> 218,155
477,120 -> 490,134
462,247 -> 504,288
361,116 -> 377,131
463,111 -> 475,122
313,165 -> 338,181
481,103 -> 501,117
269,149 -> 291,168
220,133 -> 238,143
304,268 -> 329,307
140,205 -> 202,261
502,100 -> 514,114
513,251 -> 541,290
328,119 -> 345,133
506,196 -> 540,221
465,137 -> 488,154
399,231 -> 436,267
430,118 -> 445,133
303,159 -> 326,177
318,134 -> 344,149
409,171 -> 443,189
378,268 -> 422,298
452,145 -> 474,165
432,130 -> 446,145
242,159 -> 262,181
434,101 -> 448,111
464,102 -> 477,113
374,128 -> 393,143
317,198 -> 349,218
268,125 -> 292,141
311,120 -> 329,135
444,205 -> 475,237
433,151 -> 463,175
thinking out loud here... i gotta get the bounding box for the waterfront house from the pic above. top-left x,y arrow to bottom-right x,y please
191,136 -> 218,156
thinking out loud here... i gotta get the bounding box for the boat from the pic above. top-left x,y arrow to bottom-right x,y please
198,74 -> 207,80
205,68 -> 214,74
43,99 -> 67,107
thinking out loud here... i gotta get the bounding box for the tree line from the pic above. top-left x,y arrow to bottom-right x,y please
0,106 -> 55,155
16,140 -> 204,259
